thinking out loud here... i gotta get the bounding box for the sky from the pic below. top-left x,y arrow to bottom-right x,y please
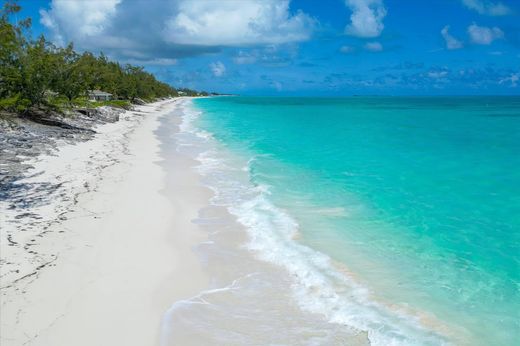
17,0 -> 520,95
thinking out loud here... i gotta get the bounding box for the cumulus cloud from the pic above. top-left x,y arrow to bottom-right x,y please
467,23 -> 504,44
40,0 -> 121,46
461,0 -> 512,16
164,0 -> 315,46
441,25 -> 464,50
39,0 -> 315,61
364,41 -> 383,52
344,0 -> 387,38
210,61 -> 226,77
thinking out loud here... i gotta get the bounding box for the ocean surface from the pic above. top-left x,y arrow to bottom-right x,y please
185,96 -> 519,345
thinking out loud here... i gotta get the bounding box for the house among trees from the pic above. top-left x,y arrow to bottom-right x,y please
88,90 -> 113,101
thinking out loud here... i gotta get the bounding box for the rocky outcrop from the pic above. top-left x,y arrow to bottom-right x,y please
0,106 -> 128,197
132,98 -> 146,105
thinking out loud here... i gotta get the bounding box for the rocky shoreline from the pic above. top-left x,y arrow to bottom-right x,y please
1,107 -> 123,193
0,105 -> 144,290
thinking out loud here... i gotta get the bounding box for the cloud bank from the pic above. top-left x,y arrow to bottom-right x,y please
39,0 -> 315,62
164,0 -> 315,46
40,0 -> 121,47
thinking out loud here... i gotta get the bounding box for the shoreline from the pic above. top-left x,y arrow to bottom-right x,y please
1,97 -> 372,346
0,98 -> 210,345
1,96 -> 475,345
160,99 -> 373,345
168,98 -> 461,346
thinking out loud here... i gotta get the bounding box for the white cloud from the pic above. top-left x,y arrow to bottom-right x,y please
40,0 -> 121,46
164,0 -> 315,46
233,51 -> 258,64
441,25 -> 463,50
467,23 -> 504,44
499,73 -> 519,87
344,0 -> 386,38
210,61 -> 226,77
428,71 -> 449,79
38,0 -> 315,62
364,41 -> 383,52
461,0 -> 512,16
340,45 -> 355,53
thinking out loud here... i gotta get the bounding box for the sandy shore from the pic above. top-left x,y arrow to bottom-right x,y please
0,99 -> 210,345
1,97 -> 373,346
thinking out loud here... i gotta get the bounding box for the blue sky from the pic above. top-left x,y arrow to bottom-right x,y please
19,0 -> 520,95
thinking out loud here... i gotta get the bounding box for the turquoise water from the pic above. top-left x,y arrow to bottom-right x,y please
192,96 -> 520,345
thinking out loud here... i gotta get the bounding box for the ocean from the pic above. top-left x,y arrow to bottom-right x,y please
172,96 -> 520,345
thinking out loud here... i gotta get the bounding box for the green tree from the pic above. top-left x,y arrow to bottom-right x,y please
0,1 -> 30,110
77,52 -> 100,92
53,43 -> 86,103
1,1 -> 186,115
18,36 -> 59,107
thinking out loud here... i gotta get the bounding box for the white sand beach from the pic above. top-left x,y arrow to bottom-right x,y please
0,99 -> 210,345
1,97 -> 371,346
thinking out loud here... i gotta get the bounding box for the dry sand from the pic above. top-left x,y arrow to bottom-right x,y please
0,99 -> 210,345
1,98 -> 371,346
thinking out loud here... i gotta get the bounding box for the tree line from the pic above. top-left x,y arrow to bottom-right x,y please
0,2 -> 202,114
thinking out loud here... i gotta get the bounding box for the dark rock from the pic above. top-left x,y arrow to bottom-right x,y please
0,106 -> 124,204
133,98 -> 146,105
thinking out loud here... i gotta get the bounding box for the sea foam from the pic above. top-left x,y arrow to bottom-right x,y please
176,99 -> 451,346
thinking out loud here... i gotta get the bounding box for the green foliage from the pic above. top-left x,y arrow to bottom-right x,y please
72,52 -> 177,101
18,36 -> 60,107
53,43 -> 86,102
0,2 -> 26,102
177,88 -> 200,96
0,93 -> 29,112
0,1 -> 183,116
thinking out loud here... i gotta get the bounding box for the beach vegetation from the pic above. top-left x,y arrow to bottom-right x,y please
0,1 -> 199,117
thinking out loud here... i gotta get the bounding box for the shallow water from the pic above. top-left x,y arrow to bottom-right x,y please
162,100 -> 370,346
170,97 -> 520,345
